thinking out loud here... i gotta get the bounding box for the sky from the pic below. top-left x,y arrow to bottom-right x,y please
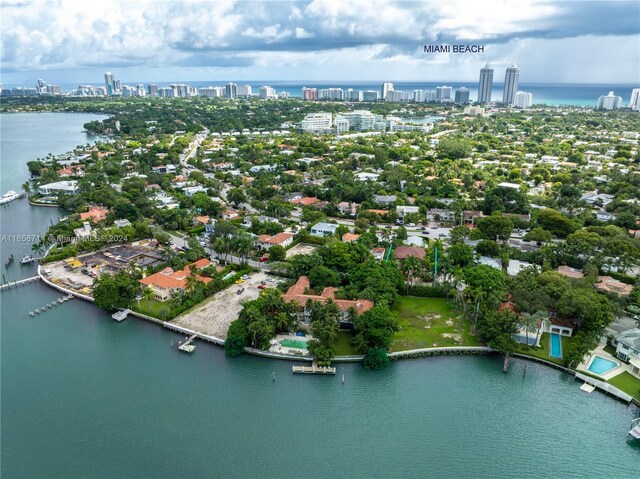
1,0 -> 639,86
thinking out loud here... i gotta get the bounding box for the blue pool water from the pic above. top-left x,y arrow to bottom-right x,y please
588,356 -> 618,375
550,333 -> 562,358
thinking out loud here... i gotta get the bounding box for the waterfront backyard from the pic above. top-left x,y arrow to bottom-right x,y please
389,297 -> 480,352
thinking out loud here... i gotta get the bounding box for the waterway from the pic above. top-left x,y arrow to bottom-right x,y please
1,113 -> 639,478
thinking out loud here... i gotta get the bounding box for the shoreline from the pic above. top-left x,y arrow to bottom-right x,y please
33,264 -> 639,406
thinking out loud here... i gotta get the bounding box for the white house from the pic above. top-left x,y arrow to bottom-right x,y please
311,222 -> 339,237
182,185 -> 207,197
257,232 -> 295,249
396,205 -> 420,218
38,180 -> 79,195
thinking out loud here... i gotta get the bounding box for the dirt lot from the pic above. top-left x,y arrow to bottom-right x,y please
286,243 -> 318,259
172,271 -> 278,339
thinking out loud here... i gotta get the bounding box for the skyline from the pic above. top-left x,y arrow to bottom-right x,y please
1,0 -> 639,85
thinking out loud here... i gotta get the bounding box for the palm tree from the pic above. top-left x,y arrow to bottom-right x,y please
520,313 -> 538,347
531,311 -> 551,347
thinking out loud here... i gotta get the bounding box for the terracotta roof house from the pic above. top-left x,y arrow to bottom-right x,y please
371,247 -> 386,261
257,232 -> 295,249
291,196 -> 318,206
139,258 -> 212,301
283,276 -> 374,321
393,246 -> 426,260
193,215 -> 210,225
556,266 -> 585,279
342,233 -> 360,243
80,206 -> 109,223
595,276 -> 633,297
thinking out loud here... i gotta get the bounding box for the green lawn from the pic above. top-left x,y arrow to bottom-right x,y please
516,332 -> 571,366
332,330 -> 359,356
607,372 -> 640,400
132,298 -> 167,318
389,297 -> 480,352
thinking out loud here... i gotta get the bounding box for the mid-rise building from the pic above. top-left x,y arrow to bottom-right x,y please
463,105 -> 485,116
318,88 -> 344,100
237,85 -> 252,97
513,91 -> 532,108
386,90 -> 404,102
300,112 -> 333,132
259,85 -> 276,99
477,63 -> 493,103
363,90 -> 379,101
629,88 -> 640,111
436,86 -> 452,101
596,91 -> 623,110
381,82 -> 394,101
503,63 -> 520,105
346,89 -> 363,101
454,87 -> 470,104
147,84 -> 158,97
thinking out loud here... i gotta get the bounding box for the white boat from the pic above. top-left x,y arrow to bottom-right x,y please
20,255 -> 35,264
0,191 -> 22,205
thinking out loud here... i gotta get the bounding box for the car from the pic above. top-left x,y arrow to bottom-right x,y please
266,278 -> 275,282
407,223 -> 416,227
237,288 -> 244,295
259,256 -> 269,262
439,233 -> 447,237
235,279 -> 244,284
431,226 -> 438,229
257,284 -> 266,289
261,280 -> 267,285
385,225 -> 393,229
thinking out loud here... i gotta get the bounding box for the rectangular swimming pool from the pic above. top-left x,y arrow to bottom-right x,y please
280,339 -> 308,350
549,333 -> 562,359
588,356 -> 618,375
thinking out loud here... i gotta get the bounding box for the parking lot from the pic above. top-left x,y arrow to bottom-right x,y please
172,271 -> 278,339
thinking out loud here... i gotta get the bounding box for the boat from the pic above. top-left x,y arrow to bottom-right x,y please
630,418 -> 640,440
4,254 -> 14,268
20,255 -> 35,265
0,191 -> 22,205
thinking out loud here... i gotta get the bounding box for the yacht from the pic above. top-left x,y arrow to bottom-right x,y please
0,190 -> 22,205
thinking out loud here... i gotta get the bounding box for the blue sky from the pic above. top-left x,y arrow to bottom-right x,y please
1,0 -> 639,86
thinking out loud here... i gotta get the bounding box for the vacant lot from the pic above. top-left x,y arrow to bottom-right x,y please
172,272 -> 275,339
286,243 -> 318,258
389,297 -> 480,352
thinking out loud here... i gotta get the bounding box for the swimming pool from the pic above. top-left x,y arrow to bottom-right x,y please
588,356 -> 618,375
549,333 -> 562,358
280,339 -> 308,350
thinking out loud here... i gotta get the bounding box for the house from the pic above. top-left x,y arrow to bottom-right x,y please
595,276 -> 633,297
249,164 -> 276,173
393,246 -> 426,260
546,316 -> 575,337
427,208 -> 455,224
596,210 -> 615,222
80,206 -> 109,223
371,247 -> 386,261
284,192 -> 303,202
355,172 -> 380,182
614,329 -> 640,378
463,210 -> 484,225
223,209 -> 240,220
204,219 -> 217,235
114,219 -> 132,228
373,195 -> 397,206
497,182 -> 521,190
337,201 -> 358,216
57,165 -> 85,177
74,222 -> 93,240
193,215 -> 210,226
257,232 -> 295,250
291,197 -> 318,206
342,233 -> 360,243
182,185 -> 207,197
139,259 -> 212,302
310,222 -> 339,237
396,205 -> 420,219
283,276 -> 374,323
38,180 -> 79,195
151,164 -> 177,174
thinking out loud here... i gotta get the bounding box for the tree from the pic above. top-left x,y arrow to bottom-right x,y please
227,188 -> 247,207
308,265 -> 340,291
557,288 -> 614,333
436,137 -> 472,160
476,239 -> 501,257
530,311 -> 550,348
363,348 -> 390,370
449,225 -> 469,244
524,227 -> 552,244
93,271 -> 138,310
225,319 -> 248,356
268,244 -> 286,262
447,243 -> 474,267
353,304 -> 399,352
246,316 -> 274,349
535,209 -> 577,238
476,215 -> 514,241
477,310 -> 518,372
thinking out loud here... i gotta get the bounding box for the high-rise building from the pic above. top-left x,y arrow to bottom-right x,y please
454,87 -> 470,104
629,88 -> 640,111
363,90 -> 379,101
259,86 -> 276,99
386,90 -> 404,102
503,63 -> 520,105
596,91 -> 623,110
346,89 -> 363,101
136,84 -> 146,97
513,91 -> 532,108
381,82 -> 394,101
300,112 -> 333,132
318,88 -> 344,100
237,85 -> 252,97
436,86 -> 452,101
477,63 -> 493,103
302,87 -> 317,100
225,82 -> 238,99
104,72 -> 115,95
147,84 -> 158,97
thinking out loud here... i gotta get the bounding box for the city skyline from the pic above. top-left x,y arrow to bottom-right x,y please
1,0 -> 639,85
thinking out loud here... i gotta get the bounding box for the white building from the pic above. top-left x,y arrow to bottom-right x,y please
237,85 -> 252,97
396,205 -> 420,218
596,91 -> 623,110
436,86 -> 452,101
381,82 -> 394,100
300,113 -> 333,133
513,91 -> 533,108
310,222 -> 339,237
335,111 -> 380,131
629,88 -> 640,111
38,180 -> 79,195
259,86 -> 276,99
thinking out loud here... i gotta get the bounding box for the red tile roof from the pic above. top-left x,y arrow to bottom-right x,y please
393,246 -> 426,260
140,259 -> 212,291
283,276 -> 374,315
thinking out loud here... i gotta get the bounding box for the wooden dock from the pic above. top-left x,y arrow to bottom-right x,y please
178,334 -> 198,353
292,360 -> 336,375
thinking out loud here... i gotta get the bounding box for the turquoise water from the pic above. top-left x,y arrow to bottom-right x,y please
1,113 -> 640,478
550,333 -> 563,359
280,338 -> 309,349
589,356 -> 619,375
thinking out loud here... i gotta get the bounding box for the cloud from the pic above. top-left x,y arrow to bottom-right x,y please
0,0 -> 638,84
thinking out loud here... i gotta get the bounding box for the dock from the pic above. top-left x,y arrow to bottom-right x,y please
178,334 -> 198,353
292,360 -> 336,375
0,275 -> 40,291
112,309 -> 131,322
629,418 -> 640,440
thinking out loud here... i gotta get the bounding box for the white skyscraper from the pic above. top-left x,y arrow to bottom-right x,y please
513,91 -> 532,108
237,85 -> 252,97
381,82 -> 394,101
259,86 -> 276,99
629,88 -> 640,111
104,72 -> 116,95
596,91 -> 623,110
503,63 -> 520,105
477,63 -> 493,103
225,82 -> 238,99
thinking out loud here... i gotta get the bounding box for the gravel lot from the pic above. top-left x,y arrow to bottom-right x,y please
172,271 -> 277,339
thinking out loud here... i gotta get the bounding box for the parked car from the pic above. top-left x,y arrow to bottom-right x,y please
407,223 -> 416,227
235,279 -> 244,284
259,256 -> 269,262
237,287 -> 244,295
261,280 -> 267,285
241,275 -> 250,280
257,284 -> 266,290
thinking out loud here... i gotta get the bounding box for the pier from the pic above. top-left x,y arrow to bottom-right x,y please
292,360 -> 336,375
178,334 -> 198,353
629,418 -> 640,440
0,275 -> 40,291
112,309 -> 131,322
574,372 -> 633,403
